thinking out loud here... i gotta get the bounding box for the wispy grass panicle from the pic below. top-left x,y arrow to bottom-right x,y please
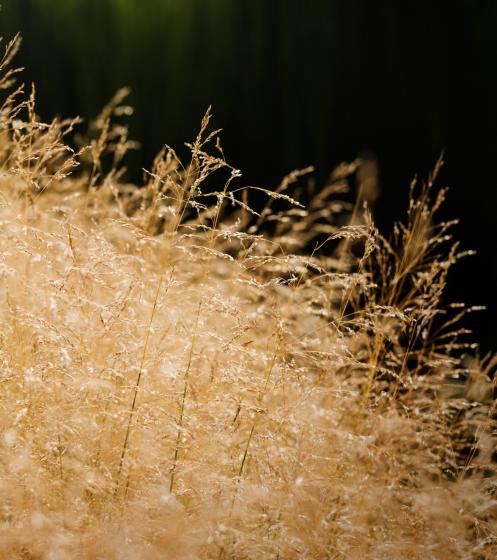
0,34 -> 495,560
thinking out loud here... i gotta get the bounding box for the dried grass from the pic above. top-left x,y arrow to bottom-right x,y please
0,35 -> 496,559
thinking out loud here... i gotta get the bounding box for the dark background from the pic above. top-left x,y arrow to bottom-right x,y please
1,0 -> 496,350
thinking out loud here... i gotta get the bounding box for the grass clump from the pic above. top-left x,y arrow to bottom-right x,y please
0,35 -> 496,559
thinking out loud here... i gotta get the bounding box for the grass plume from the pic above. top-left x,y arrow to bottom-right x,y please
0,35 -> 496,559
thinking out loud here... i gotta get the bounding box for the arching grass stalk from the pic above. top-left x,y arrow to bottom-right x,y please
114,267 -> 169,499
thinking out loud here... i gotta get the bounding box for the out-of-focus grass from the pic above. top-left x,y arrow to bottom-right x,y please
0,35 -> 496,559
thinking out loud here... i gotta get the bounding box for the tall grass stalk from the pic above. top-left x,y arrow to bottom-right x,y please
115,268 -> 166,499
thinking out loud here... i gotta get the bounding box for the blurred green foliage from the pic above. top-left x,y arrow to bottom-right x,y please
1,0 -> 347,181
1,1 -> 497,186
3,1 -> 233,138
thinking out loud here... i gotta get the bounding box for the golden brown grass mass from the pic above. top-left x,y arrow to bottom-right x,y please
0,35 -> 496,559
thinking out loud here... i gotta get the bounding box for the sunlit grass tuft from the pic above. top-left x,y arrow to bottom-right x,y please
0,34 -> 496,559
